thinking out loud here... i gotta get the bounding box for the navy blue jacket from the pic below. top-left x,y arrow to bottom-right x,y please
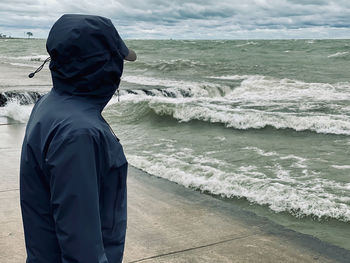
20,14 -> 129,263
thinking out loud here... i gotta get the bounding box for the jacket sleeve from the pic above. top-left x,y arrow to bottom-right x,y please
46,133 -> 108,263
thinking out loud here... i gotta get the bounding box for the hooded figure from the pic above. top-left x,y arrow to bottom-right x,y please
20,14 -> 135,263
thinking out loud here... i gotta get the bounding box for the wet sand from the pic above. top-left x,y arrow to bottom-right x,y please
0,123 -> 349,262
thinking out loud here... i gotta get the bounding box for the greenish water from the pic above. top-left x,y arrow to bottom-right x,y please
0,39 -> 349,250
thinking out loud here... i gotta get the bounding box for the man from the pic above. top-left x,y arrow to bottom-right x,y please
20,14 -> 136,263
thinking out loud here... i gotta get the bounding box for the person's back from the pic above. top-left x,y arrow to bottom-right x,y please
20,14 -> 135,263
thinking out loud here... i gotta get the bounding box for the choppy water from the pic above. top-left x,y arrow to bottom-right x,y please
0,38 -> 349,249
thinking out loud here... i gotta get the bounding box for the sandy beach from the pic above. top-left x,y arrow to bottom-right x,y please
0,123 -> 349,263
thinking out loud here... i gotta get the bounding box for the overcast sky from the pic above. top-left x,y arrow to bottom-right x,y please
0,0 -> 350,39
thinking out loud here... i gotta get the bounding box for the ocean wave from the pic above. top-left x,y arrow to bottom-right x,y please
130,59 -> 205,72
0,91 -> 43,122
9,62 -> 37,68
3,74 -> 350,135
122,74 -> 350,102
235,41 -> 258,47
108,92 -> 350,135
147,100 -> 350,135
209,74 -> 350,102
306,40 -> 315,44
122,75 -> 233,97
327,52 -> 349,58
332,165 -> 350,170
208,75 -> 252,80
223,75 -> 350,101
114,74 -> 350,135
0,100 -> 33,123
127,153 -> 350,222
0,91 -> 42,107
0,54 -> 48,61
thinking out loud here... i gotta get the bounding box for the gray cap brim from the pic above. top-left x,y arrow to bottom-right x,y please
124,48 -> 137,61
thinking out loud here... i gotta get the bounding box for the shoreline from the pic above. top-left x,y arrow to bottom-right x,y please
0,123 -> 349,262
126,166 -> 350,262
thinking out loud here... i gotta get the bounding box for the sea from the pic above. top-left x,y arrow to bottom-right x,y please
0,38 -> 349,250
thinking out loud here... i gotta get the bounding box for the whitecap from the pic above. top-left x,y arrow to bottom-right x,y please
327,52 -> 349,58
9,62 -> 37,68
0,54 -> 48,61
235,41 -> 258,47
332,165 -> 350,170
0,100 -> 33,123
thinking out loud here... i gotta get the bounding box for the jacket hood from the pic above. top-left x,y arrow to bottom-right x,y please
46,14 -> 129,107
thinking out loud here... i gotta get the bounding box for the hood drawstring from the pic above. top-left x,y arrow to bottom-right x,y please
28,57 -> 51,78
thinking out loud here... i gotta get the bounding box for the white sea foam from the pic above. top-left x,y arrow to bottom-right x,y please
226,75 -> 350,101
210,74 -> 350,102
327,52 -> 349,58
0,54 -> 49,61
243,146 -> 278,156
235,41 -> 258,47
208,75 -> 252,80
214,136 -> 226,141
127,153 -> 350,221
9,62 -> 37,68
244,147 -> 308,169
332,165 -> 350,170
0,100 -> 33,123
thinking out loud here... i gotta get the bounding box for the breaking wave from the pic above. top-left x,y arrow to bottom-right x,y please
128,153 -> 350,222
117,75 -> 350,135
121,75 -> 233,97
2,74 -> 350,135
0,100 -> 33,123
114,97 -> 350,136
0,91 -> 42,107
0,91 -> 43,123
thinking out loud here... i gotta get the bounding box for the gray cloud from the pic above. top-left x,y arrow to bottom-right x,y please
0,0 -> 349,38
